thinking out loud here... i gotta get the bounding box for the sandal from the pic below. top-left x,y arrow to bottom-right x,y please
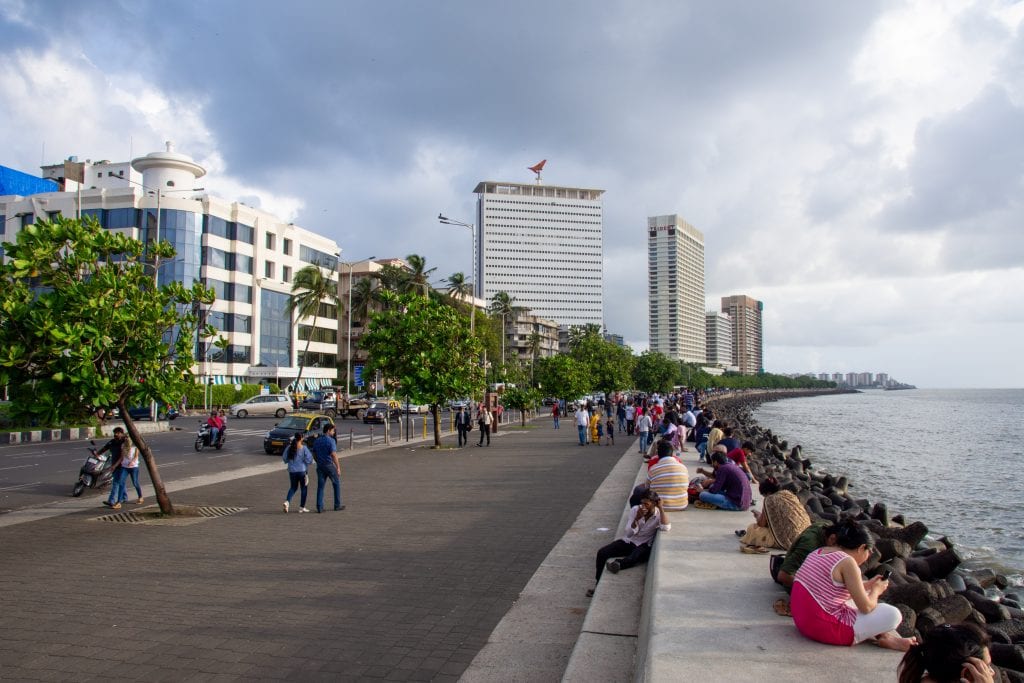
773,598 -> 791,617
694,501 -> 717,510
741,545 -> 769,554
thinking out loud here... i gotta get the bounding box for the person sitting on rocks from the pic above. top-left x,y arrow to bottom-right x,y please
726,441 -> 759,483
737,477 -> 810,553
586,490 -> 670,597
897,623 -> 996,683
791,518 -> 917,651
718,426 -> 741,454
695,451 -> 752,511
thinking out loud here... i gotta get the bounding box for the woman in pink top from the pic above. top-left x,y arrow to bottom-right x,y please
792,519 -> 917,651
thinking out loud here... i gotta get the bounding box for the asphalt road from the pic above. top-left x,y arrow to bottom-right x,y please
0,411 -> 452,513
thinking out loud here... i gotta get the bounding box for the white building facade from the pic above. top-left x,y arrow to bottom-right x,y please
705,311 -> 733,368
473,181 -> 604,327
648,214 -> 706,363
1,145 -> 341,391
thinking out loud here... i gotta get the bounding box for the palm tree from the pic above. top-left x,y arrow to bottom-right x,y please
445,271 -> 472,302
489,291 -> 526,365
350,276 -> 377,325
287,264 -> 339,399
405,253 -> 436,297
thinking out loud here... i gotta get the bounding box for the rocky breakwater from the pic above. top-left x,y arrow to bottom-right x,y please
706,391 -> 1024,682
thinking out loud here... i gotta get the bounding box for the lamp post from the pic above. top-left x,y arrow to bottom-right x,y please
340,255 -> 375,400
437,214 -> 476,334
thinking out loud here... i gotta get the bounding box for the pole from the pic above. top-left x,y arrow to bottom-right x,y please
150,191 -> 161,422
346,263 -> 353,402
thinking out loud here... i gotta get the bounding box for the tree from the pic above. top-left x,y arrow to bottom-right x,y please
444,271 -> 472,303
632,351 -> 679,394
500,385 -> 541,426
568,326 -> 635,398
405,253 -> 436,297
350,276 -> 377,324
534,355 -> 589,404
0,215 -> 213,514
489,291 -> 526,366
287,264 -> 339,396
359,292 -> 483,447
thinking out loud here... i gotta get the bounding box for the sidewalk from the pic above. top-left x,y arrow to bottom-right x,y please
0,419 -> 623,682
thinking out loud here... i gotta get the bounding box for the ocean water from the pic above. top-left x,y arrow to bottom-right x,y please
752,388 -> 1024,582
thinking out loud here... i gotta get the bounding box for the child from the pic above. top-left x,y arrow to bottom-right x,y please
595,418 -> 604,445
605,416 -> 615,446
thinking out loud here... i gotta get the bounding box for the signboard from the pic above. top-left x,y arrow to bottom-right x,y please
354,365 -> 365,388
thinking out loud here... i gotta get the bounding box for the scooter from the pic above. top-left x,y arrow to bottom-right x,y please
194,422 -> 226,451
72,440 -> 114,497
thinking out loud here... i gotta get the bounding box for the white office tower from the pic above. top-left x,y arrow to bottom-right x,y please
705,311 -> 733,367
648,215 -> 706,363
473,181 -> 604,327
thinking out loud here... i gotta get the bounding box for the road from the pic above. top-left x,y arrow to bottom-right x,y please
0,410 -> 453,513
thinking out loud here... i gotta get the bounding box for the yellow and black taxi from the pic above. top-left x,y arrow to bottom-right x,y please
362,399 -> 402,424
263,413 -> 335,454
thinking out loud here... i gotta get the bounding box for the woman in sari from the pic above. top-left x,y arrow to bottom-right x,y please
738,477 -> 811,553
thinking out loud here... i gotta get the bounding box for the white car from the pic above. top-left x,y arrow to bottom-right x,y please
402,403 -> 429,414
229,394 -> 292,418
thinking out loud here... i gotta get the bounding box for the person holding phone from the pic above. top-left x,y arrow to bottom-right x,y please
791,518 -> 917,651
586,490 -> 670,597
897,623 -> 996,683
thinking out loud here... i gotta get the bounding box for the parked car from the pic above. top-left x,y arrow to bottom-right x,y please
447,398 -> 471,411
263,413 -> 335,454
125,404 -> 178,421
363,400 -> 402,423
402,402 -> 429,414
230,394 -> 292,418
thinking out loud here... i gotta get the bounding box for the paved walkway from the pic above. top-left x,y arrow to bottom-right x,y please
0,421 -> 626,682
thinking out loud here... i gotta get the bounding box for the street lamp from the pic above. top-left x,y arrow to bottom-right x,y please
437,213 -> 476,334
340,255 -> 375,400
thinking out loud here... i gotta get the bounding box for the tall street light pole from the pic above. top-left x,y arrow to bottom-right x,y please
437,214 -> 476,335
341,256 -> 375,400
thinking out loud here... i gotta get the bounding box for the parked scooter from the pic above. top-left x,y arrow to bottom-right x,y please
72,440 -> 114,497
194,421 -> 226,451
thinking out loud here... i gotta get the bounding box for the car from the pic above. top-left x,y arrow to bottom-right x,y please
230,394 -> 292,418
125,404 -> 178,421
263,413 -> 335,454
448,398 -> 471,411
363,400 -> 402,423
402,402 -> 429,414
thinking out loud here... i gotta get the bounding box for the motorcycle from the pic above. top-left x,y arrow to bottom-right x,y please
72,440 -> 114,497
194,421 -> 226,451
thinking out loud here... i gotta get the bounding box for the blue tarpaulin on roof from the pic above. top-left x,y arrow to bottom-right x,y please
0,165 -> 59,197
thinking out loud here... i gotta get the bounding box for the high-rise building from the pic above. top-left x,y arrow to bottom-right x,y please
648,215 -> 706,363
720,294 -> 764,375
705,311 -> 733,367
473,180 -> 604,327
2,144 -> 341,391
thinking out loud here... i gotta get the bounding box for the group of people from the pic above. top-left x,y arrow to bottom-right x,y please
281,422 -> 344,513
454,403 -> 500,447
96,427 -> 144,510
568,402 -> 616,446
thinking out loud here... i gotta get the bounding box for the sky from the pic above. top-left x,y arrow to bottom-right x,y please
1,0 -> 1022,388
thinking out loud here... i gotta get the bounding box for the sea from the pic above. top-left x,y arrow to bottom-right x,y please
752,388 -> 1024,584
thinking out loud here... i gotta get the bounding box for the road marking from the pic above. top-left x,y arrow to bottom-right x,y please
155,460 -> 188,468
0,482 -> 41,491
0,464 -> 38,471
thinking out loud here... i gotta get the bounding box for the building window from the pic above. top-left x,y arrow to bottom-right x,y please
283,238 -> 292,256
266,233 -> 275,250
260,289 -> 292,368
265,260 -> 275,279
282,265 -> 292,283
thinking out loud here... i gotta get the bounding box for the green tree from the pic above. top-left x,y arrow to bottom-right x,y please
350,276 -> 377,324
405,253 -> 436,297
568,326 -> 635,398
0,215 -> 213,514
500,385 -> 541,427
632,351 -> 680,394
534,355 -> 589,403
360,292 -> 483,447
287,264 -> 339,395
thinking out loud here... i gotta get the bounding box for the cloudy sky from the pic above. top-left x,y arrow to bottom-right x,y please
2,0 -> 1022,388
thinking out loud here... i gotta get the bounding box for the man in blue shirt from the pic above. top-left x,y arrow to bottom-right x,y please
312,424 -> 344,512
697,452 -> 752,511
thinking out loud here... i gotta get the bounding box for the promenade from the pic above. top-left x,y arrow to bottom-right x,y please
0,419 -> 630,682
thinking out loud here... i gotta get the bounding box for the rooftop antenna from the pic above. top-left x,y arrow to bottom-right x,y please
528,159 -> 546,185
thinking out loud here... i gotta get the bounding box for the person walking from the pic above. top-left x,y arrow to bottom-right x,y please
282,433 -> 313,513
455,405 -> 472,447
616,402 -> 626,434
551,402 -> 560,430
477,404 -> 492,447
605,415 -> 615,446
574,404 -> 589,447
312,424 -> 344,512
118,440 -> 144,505
98,427 -> 129,510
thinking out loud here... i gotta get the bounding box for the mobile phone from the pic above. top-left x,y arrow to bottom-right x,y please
879,568 -> 892,580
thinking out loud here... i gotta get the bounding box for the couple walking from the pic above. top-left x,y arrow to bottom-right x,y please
455,404 -> 492,447
282,423 -> 345,513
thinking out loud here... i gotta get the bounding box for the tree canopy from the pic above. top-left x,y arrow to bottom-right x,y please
631,351 -> 679,394
0,215 -> 213,513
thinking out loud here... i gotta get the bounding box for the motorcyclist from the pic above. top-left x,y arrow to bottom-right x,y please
206,411 -> 224,445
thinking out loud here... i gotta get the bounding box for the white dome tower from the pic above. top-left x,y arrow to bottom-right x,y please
130,141 -> 206,192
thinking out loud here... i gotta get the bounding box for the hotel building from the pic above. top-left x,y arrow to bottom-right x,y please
705,311 -> 733,368
473,180 -> 604,327
648,214 -> 706,363
720,294 -> 764,375
1,144 -> 341,390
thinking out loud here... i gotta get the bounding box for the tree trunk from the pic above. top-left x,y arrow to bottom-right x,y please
119,399 -> 174,514
432,404 -> 442,447
292,313 -> 318,401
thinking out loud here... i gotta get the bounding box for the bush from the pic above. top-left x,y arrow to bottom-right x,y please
183,383 -> 281,409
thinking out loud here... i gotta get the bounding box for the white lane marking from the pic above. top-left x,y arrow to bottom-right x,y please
0,482 -> 42,491
155,461 -> 188,468
0,464 -> 38,471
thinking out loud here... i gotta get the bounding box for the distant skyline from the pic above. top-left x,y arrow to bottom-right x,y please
1,1 -> 1022,388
